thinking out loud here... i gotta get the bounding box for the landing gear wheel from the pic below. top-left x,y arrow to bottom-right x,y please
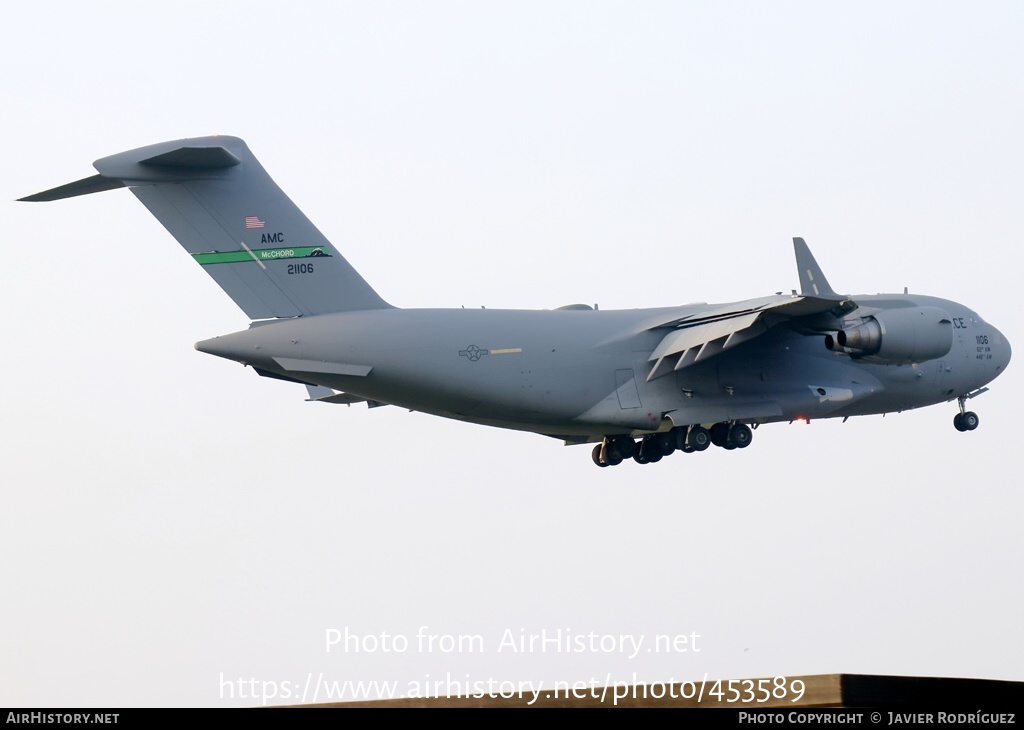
655,432 -> 676,456
687,426 -> 711,451
710,422 -> 730,448
592,444 -> 608,467
954,395 -> 980,432
613,438 -> 635,461
638,436 -> 663,463
728,423 -> 752,449
602,441 -> 624,466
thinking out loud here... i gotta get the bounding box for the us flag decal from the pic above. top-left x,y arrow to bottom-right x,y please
245,216 -> 266,229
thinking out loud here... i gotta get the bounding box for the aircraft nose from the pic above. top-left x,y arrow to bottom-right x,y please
991,325 -> 1012,374
998,327 -> 1011,370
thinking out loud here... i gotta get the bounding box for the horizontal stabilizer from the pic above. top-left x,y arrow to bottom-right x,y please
305,385 -> 338,400
304,384 -> 389,408
139,145 -> 241,169
18,174 -> 126,202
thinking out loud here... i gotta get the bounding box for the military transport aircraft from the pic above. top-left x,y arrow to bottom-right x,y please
21,136 -> 1011,467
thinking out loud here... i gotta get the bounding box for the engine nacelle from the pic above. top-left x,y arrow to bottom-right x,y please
825,306 -> 953,363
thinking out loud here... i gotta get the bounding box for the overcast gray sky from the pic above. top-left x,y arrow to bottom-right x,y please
2,1 -> 1021,707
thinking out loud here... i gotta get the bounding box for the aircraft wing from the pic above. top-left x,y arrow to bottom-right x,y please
645,293 -> 851,381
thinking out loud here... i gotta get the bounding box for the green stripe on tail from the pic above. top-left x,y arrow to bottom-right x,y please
192,246 -> 332,265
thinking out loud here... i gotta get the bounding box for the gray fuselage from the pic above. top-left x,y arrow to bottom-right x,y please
195,293 -> 1011,441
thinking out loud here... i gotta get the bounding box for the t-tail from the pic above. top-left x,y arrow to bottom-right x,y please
19,136 -> 391,318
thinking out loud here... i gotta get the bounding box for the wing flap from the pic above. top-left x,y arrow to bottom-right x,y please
649,311 -> 762,362
644,292 -> 854,381
646,310 -> 769,381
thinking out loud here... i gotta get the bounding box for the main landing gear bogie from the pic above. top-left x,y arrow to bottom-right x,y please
591,436 -> 635,467
592,421 -> 751,467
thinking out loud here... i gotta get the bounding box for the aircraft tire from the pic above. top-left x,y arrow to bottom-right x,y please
687,426 -> 711,451
710,422 -> 730,447
728,423 -> 752,449
639,436 -> 663,462
613,438 -> 635,461
962,411 -> 979,431
953,413 -> 966,431
603,442 -> 623,466
592,444 -> 608,467
655,432 -> 676,456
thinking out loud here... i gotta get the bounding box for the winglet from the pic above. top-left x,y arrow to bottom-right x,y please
793,237 -> 839,299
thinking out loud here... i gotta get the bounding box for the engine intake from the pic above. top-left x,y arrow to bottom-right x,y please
825,306 -> 953,363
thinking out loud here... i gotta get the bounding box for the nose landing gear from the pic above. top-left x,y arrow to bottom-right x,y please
953,395 -> 979,432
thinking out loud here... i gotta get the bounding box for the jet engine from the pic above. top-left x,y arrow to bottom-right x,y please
825,306 -> 953,363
